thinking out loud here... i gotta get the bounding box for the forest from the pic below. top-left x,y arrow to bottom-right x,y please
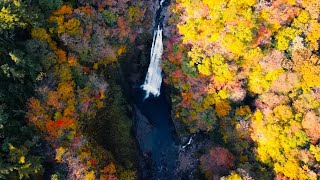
0,0 -> 319,179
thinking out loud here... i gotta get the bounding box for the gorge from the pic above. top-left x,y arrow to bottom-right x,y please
133,0 -> 180,179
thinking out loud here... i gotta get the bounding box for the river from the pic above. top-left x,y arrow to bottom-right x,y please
134,85 -> 178,179
133,0 -> 181,179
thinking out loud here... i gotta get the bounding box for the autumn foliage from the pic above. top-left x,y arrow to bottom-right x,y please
164,0 -> 320,179
24,2 -> 144,179
200,147 -> 235,179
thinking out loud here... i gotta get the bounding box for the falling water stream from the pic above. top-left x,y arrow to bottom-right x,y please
141,0 -> 168,98
141,26 -> 163,98
134,0 -> 179,179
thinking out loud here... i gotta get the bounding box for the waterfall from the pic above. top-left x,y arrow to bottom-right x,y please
141,25 -> 163,99
181,134 -> 195,149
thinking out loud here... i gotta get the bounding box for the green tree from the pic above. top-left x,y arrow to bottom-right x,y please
102,9 -> 117,26
38,0 -> 63,11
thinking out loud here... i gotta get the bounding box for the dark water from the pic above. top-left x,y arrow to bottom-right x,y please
134,85 -> 178,179
134,0 -> 178,178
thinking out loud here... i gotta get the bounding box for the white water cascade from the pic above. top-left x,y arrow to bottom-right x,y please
141,25 -> 163,98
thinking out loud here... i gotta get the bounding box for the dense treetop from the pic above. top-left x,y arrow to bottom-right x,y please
163,0 -> 320,179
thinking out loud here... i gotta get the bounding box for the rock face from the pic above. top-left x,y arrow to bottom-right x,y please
162,2 -> 174,38
133,105 -> 154,179
134,106 -> 154,153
